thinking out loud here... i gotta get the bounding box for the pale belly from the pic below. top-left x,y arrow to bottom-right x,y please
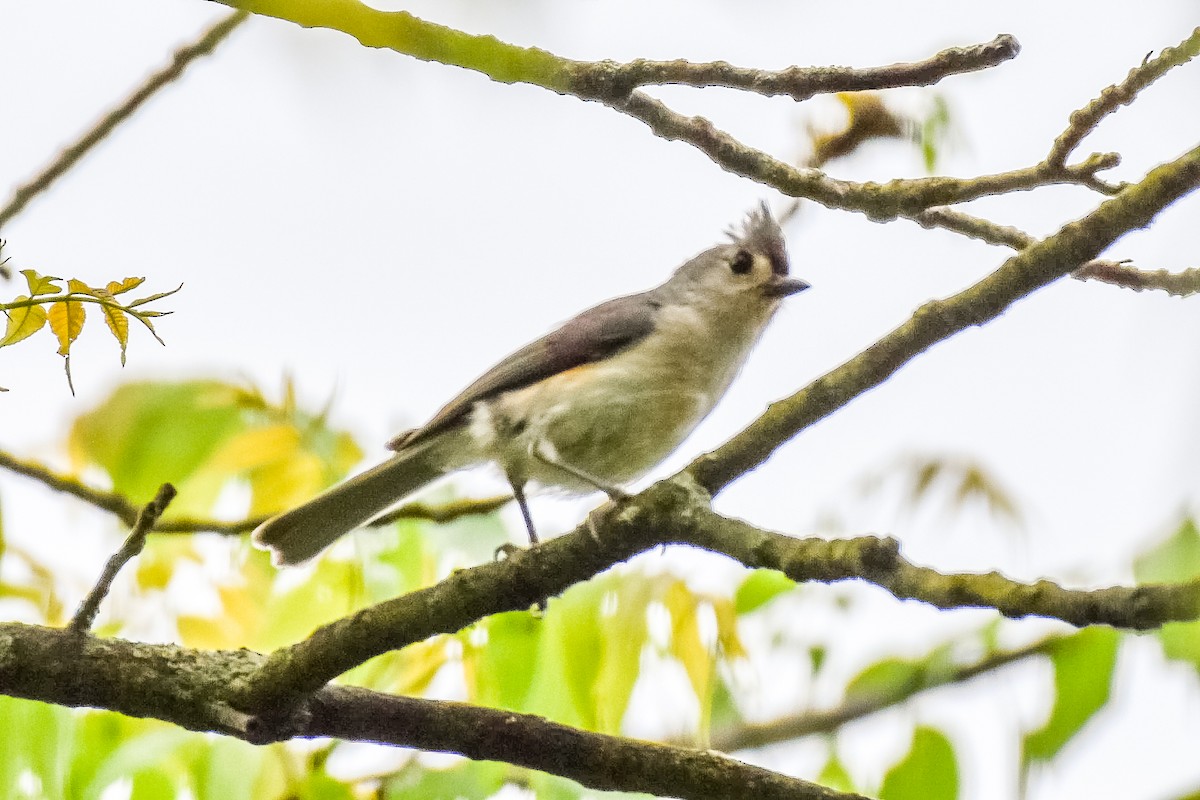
477,363 -> 719,492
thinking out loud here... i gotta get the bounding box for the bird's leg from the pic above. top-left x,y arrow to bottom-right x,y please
531,440 -> 627,546
495,479 -> 538,560
532,440 -> 630,502
510,480 -> 540,546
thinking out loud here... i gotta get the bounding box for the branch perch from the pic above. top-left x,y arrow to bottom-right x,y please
0,622 -> 869,800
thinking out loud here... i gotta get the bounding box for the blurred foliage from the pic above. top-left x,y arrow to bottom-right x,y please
878,727 -> 958,800
1135,518 -> 1200,670
0,379 -> 1187,800
804,92 -> 954,172
0,248 -> 181,393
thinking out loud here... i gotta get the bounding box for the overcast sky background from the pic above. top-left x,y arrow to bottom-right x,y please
2,2 -> 1199,798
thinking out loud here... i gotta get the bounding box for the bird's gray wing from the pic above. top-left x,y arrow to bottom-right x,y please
389,291 -> 660,450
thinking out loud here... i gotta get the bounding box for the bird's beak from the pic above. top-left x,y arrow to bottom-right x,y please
765,276 -> 811,298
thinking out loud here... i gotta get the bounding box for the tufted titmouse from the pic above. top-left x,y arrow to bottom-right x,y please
253,205 -> 808,565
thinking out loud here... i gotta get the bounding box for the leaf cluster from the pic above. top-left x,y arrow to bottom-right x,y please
1,256 -> 180,392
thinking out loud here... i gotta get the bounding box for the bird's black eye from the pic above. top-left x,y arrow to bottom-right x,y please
730,249 -> 753,275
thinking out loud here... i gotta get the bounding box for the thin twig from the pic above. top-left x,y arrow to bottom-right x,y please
915,207 -> 1200,297
366,494 -> 511,526
575,34 -> 1019,101
0,448 -> 508,534
0,11 -> 249,228
1047,26 -> 1200,167
0,450 -> 140,526
1072,261 -> 1200,297
69,483 -> 177,633
707,637 -> 1055,752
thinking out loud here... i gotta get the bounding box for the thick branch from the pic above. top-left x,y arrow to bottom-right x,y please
0,11 -> 248,229
683,504 -> 1200,629
0,622 -> 867,800
232,472 -> 1200,717
688,143 -> 1200,495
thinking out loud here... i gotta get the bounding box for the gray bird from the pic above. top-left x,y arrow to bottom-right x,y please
253,205 -> 809,565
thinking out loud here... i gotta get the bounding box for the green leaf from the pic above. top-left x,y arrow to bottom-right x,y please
734,569 -> 795,614
191,738 -> 264,800
69,380 -> 247,516
845,657 -> 923,704
292,769 -> 357,800
384,761 -> 508,800
527,772 -> 591,800
1134,519 -> 1200,670
471,611 -> 543,711
82,725 -> 192,799
1022,627 -> 1120,762
527,578 -> 606,729
64,712 -> 132,799
0,697 -> 74,800
592,577 -> 655,734
817,751 -> 857,794
879,726 -> 959,800
1135,519 -> 1200,584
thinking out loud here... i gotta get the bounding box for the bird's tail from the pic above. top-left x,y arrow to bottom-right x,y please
252,442 -> 448,566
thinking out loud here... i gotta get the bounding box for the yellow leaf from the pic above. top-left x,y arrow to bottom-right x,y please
101,303 -> 130,365
387,639 -> 450,695
665,581 -> 714,704
710,597 -> 748,660
178,615 -> 236,650
205,424 -> 303,472
20,269 -> 61,297
1,298 -> 48,347
106,276 -> 146,295
248,453 -> 326,516
67,278 -> 97,296
47,298 -> 85,356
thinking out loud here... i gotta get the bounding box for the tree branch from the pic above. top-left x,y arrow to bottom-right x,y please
229,469 -> 1200,718
708,636 -> 1056,752
0,449 -> 509,533
69,483 -> 177,633
0,621 -> 868,800
205,145 -> 1200,715
574,35 -> 1019,100
914,207 -> 1200,297
0,11 -> 249,229
688,142 -> 1200,495
210,1 -> 1013,101
1072,260 -> 1200,297
1047,27 -> 1200,168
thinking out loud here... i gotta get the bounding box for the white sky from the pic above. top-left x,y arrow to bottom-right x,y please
2,2 -> 1199,798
